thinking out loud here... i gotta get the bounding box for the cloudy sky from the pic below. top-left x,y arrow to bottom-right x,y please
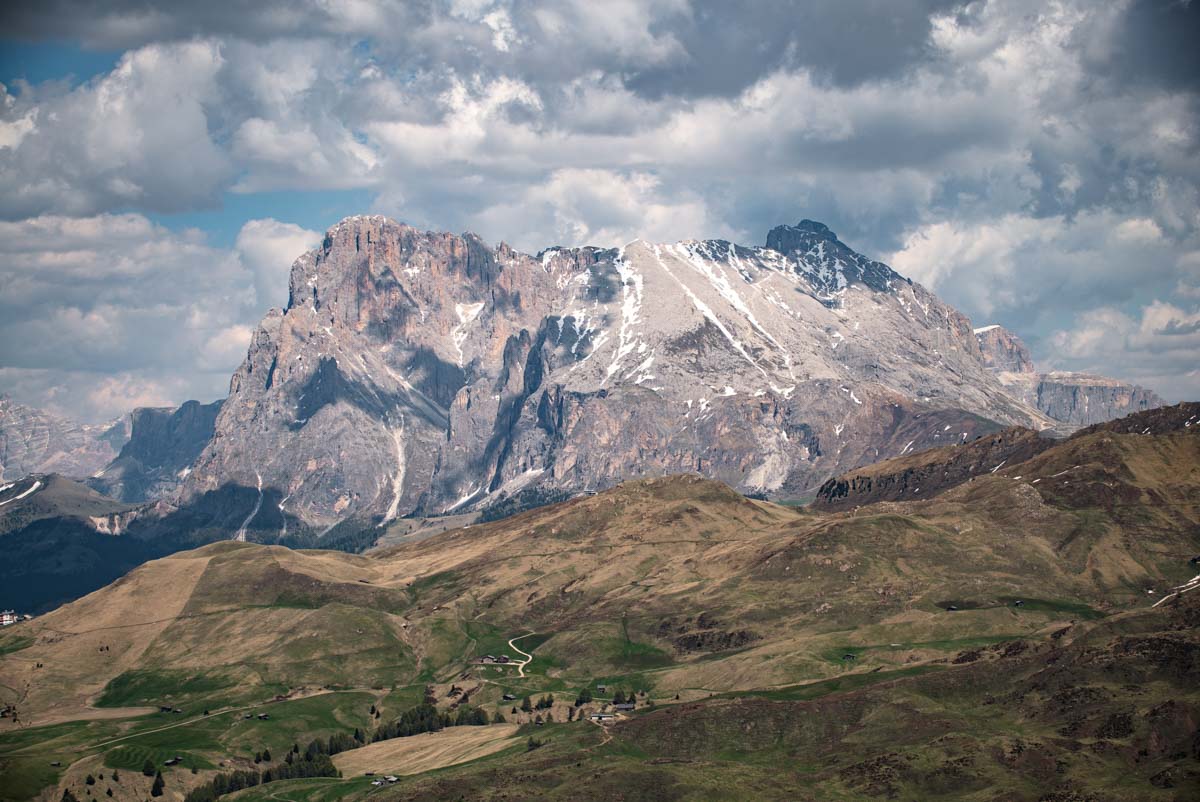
0,0 -> 1197,421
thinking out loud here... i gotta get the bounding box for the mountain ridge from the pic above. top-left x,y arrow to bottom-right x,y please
0,216 -> 1169,538
180,215 -> 1056,529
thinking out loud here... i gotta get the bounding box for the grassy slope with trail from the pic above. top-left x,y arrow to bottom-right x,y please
2,405 -> 1198,800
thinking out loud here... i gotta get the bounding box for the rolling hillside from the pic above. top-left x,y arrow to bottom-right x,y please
1,404 -> 1196,800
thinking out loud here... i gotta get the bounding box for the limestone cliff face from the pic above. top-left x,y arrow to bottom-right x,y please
183,216 -> 1052,528
88,400 -> 222,502
0,395 -> 129,482
973,325 -> 1164,427
973,325 -> 1035,373
1021,373 -> 1164,427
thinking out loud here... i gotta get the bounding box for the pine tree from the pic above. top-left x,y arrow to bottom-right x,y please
492,710 -> 506,724
150,770 -> 165,798
520,695 -> 532,712
111,770 -> 119,783
61,790 -> 79,802
262,748 -> 271,762
142,760 -> 156,777
613,690 -> 626,705
85,775 -> 96,786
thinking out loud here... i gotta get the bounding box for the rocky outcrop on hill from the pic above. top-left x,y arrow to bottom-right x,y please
88,399 -> 223,502
813,400 -> 1198,510
183,216 -> 1053,529
0,395 -> 129,482
813,425 -> 1057,508
974,325 -> 1164,426
1074,400 -> 1200,437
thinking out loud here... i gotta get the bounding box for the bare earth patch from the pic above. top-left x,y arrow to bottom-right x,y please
332,724 -> 519,776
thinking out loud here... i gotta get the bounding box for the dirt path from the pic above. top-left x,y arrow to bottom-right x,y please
1152,574 -> 1200,608
587,718 -> 615,749
507,633 -> 534,678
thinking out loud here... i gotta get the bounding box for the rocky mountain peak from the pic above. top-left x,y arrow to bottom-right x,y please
765,219 -> 905,298
973,324 -> 1035,374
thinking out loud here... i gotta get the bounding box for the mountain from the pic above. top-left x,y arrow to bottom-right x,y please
1,404 -> 1196,800
181,216 -> 1064,529
974,324 -> 1164,426
0,395 -> 129,482
0,474 -> 156,614
88,400 -> 223,503
813,423 -> 1057,508
0,467 -> 289,615
815,400 -> 1200,509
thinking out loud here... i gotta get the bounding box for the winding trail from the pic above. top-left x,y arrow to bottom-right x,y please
507,633 -> 535,679
1152,574 -> 1200,608
235,472 -> 263,542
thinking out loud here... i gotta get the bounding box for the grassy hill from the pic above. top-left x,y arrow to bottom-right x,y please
1,404 -> 1197,801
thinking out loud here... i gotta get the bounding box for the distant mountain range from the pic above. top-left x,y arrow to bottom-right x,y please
0,216 -> 1166,540
0,395 -> 129,482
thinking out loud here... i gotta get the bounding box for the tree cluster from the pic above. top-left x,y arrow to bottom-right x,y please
181,751 -> 339,802
372,703 -> 489,741
612,689 -> 638,705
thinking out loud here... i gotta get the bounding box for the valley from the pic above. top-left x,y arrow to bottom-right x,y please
1,404 -> 1197,800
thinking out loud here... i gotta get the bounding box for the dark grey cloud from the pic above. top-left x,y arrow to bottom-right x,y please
625,0 -> 960,97
1087,0 -> 1200,91
0,1 -> 436,49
